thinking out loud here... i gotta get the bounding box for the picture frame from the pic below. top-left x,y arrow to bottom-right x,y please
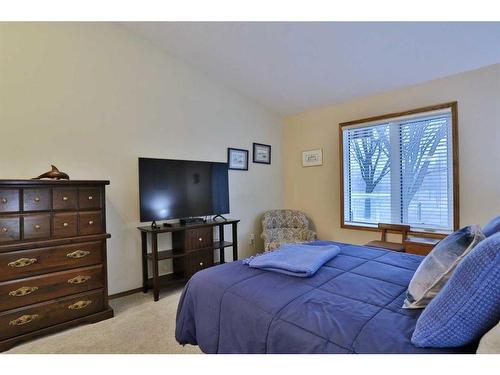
252,143 -> 271,164
227,148 -> 249,170
302,148 -> 323,167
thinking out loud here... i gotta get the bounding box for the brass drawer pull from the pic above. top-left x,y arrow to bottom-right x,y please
8,258 -> 37,268
199,262 -> 204,266
34,224 -> 41,230
68,300 -> 92,310
62,196 -> 68,201
1,227 -> 7,233
1,198 -> 7,204
66,250 -> 90,259
88,196 -> 93,200
9,286 -> 39,297
34,197 -> 40,202
88,220 -> 94,225
63,222 -> 69,227
9,314 -> 39,326
67,275 -> 91,284
198,237 -> 203,242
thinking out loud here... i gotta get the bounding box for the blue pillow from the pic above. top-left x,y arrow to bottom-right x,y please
403,225 -> 484,309
412,232 -> 500,348
483,215 -> 500,237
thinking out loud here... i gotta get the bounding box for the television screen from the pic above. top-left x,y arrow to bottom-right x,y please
139,158 -> 230,222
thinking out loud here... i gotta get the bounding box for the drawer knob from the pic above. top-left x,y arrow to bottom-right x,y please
198,237 -> 203,242
66,250 -> 90,259
1,227 -> 7,233
1,198 -> 7,204
88,220 -> 94,225
68,300 -> 92,310
68,275 -> 91,284
88,196 -> 93,200
34,197 -> 40,202
9,314 -> 39,326
63,222 -> 69,227
62,196 -> 68,201
9,286 -> 39,297
199,262 -> 204,266
8,258 -> 37,268
34,224 -> 41,230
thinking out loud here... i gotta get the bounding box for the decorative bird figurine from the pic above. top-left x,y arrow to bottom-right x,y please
33,165 -> 70,180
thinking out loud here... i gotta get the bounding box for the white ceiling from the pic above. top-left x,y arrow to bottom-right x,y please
121,22 -> 500,115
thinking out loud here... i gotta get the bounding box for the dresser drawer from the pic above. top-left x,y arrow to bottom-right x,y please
0,265 -> 103,312
52,213 -> 78,238
0,289 -> 104,340
0,217 -> 20,243
23,188 -> 51,212
0,241 -> 103,282
186,248 -> 214,278
52,188 -> 77,210
78,187 -> 101,210
0,190 -> 20,213
23,214 -> 50,241
185,228 -> 213,250
79,211 -> 103,235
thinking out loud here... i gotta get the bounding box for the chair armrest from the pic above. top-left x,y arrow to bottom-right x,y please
304,230 -> 317,241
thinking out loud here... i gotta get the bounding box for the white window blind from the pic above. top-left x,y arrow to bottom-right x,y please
342,107 -> 454,232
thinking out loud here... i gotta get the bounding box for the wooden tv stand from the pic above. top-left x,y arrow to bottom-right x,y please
137,219 -> 239,301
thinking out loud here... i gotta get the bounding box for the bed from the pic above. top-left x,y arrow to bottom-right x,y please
175,241 -> 477,354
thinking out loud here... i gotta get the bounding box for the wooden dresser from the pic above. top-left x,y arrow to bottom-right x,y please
0,180 -> 113,351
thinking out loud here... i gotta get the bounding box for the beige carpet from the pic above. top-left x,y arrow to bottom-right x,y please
6,288 -> 202,354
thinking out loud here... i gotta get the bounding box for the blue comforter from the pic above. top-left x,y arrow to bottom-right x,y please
243,243 -> 340,277
175,241 -> 477,354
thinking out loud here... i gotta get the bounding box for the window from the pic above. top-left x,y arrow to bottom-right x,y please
340,103 -> 458,233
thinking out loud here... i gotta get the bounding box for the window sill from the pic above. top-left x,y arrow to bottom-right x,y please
341,223 -> 449,239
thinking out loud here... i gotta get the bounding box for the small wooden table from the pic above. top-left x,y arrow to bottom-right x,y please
138,219 -> 239,301
404,236 -> 441,256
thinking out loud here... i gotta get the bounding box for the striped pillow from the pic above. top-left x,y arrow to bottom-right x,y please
403,225 -> 485,309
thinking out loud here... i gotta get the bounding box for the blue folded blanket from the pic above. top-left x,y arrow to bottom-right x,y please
243,243 -> 340,277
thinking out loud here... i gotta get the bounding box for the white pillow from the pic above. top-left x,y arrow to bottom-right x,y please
403,225 -> 484,309
477,321 -> 500,354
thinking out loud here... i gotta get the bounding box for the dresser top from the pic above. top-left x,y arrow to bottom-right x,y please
0,180 -> 110,186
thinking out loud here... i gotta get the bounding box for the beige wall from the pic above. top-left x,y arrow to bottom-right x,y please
284,64 -> 500,245
0,23 -> 284,294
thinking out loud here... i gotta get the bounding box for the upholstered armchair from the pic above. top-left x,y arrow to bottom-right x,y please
261,209 -> 317,251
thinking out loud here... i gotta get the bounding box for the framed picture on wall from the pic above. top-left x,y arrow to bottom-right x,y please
302,149 -> 323,167
252,143 -> 271,164
227,148 -> 249,170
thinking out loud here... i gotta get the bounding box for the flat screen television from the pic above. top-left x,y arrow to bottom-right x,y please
138,157 -> 230,222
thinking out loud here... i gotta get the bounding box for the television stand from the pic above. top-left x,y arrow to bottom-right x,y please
138,219 -> 240,301
212,214 -> 228,221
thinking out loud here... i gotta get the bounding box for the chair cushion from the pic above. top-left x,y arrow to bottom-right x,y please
262,210 -> 316,251
412,232 -> 500,348
483,215 -> 500,237
264,228 -> 315,251
403,225 -> 485,309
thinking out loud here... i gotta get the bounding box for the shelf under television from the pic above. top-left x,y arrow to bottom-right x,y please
146,241 -> 234,261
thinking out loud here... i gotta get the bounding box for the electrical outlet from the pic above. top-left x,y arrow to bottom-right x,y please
249,233 -> 255,246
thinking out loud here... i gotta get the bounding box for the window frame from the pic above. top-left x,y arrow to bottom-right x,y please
339,102 -> 459,235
